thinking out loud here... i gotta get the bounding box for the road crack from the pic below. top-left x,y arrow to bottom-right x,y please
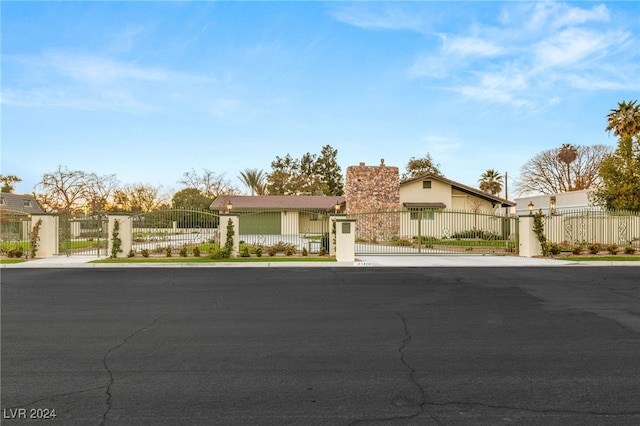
100,313 -> 170,426
349,313 -> 441,425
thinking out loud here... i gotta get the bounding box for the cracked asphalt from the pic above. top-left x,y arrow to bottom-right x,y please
2,267 -> 639,425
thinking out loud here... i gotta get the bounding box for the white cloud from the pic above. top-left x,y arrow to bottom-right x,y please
329,4 -> 426,32
443,35 -> 505,57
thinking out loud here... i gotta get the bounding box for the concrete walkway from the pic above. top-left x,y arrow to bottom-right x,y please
3,254 -> 639,268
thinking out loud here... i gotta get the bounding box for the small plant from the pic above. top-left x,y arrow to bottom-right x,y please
223,219 -> 235,258
319,246 -> 328,256
141,249 -> 150,258
267,246 -> 277,257
179,245 -> 188,257
285,246 -> 296,256
193,246 -> 201,257
208,247 -> 226,259
127,249 -> 135,258
389,237 -> 412,247
533,210 -> 549,256
605,243 -> 618,255
255,246 -> 263,257
571,244 -> 583,255
588,243 -> 601,255
240,246 -> 250,257
165,246 -> 172,257
110,219 -> 123,259
302,247 -> 308,256
548,242 -> 561,256
623,245 -> 635,255
30,219 -> 43,258
5,246 -> 24,258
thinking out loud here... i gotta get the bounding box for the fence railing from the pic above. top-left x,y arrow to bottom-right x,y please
543,209 -> 640,248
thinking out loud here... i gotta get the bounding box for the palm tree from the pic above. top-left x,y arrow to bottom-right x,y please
606,100 -> 640,178
478,169 -> 503,196
238,168 -> 266,196
557,143 -> 578,191
606,100 -> 640,139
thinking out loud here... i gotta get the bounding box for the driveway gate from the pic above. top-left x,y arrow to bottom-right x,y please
347,209 -> 519,255
59,212 -> 108,256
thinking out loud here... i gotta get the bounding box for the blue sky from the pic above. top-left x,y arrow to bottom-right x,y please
2,1 -> 638,198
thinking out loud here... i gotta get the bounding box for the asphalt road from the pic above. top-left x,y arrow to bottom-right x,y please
2,267 -> 639,425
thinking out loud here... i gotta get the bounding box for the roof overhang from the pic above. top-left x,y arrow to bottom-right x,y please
403,202 -> 447,209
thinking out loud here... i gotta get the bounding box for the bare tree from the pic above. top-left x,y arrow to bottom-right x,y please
35,166 -> 89,212
179,168 -> 239,198
515,144 -> 612,195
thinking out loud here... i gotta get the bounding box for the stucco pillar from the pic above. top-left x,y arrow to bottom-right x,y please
107,214 -> 132,258
518,215 -> 541,257
219,215 -> 240,257
335,218 -> 356,262
29,214 -> 58,258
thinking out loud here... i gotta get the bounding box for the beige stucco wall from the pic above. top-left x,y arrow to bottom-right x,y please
400,178 -> 451,206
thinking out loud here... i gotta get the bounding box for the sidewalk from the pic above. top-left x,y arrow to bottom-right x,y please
3,255 -> 639,268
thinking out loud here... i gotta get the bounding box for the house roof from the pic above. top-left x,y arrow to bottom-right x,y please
0,193 -> 45,214
400,174 -> 516,208
403,202 -> 447,209
210,195 -> 346,211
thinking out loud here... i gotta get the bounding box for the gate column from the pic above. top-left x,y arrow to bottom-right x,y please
108,214 -> 132,257
518,215 -> 541,257
219,215 -> 240,257
30,214 -> 58,258
335,218 -> 356,262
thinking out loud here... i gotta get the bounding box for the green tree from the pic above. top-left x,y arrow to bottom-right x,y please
593,100 -> 640,211
315,145 -> 344,196
266,146 -> 343,195
238,168 -> 267,195
478,169 -> 503,196
171,188 -> 213,209
402,153 -> 442,180
0,174 -> 22,193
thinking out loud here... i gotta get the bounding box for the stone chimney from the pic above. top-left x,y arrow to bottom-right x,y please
345,161 -> 400,214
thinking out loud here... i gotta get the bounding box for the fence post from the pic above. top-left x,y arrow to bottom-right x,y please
29,214 -> 58,258
335,218 -> 356,262
219,215 -> 240,257
107,214 -> 132,258
518,215 -> 541,257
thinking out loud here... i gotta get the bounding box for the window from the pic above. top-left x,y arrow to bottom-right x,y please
0,197 -> 5,205
422,181 -> 432,189
410,210 -> 435,220
23,199 -> 32,207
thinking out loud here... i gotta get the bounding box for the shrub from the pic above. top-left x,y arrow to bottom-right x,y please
623,245 -> 635,255
240,247 -> 250,257
284,246 -> 296,256
267,246 -> 277,257
5,246 -> 24,258
605,244 -> 618,255
179,245 -> 188,257
588,243 -> 601,255
302,247 -> 308,256
548,242 -> 561,256
127,249 -> 135,258
141,249 -> 150,258
193,246 -> 201,257
165,246 -> 172,257
255,246 -> 263,257
571,244 -> 583,255
208,248 -> 226,259
390,237 -> 412,246
319,246 -> 328,256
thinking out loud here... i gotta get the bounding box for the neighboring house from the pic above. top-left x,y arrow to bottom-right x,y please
399,174 -> 514,213
0,193 -> 44,214
514,189 -> 596,216
210,195 -> 345,236
0,193 -> 44,243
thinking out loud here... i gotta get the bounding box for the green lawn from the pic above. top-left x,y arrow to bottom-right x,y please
0,259 -> 25,264
92,256 -> 336,264
559,256 -> 640,262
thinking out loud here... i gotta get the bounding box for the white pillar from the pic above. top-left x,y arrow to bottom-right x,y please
107,214 -> 132,258
219,215 -> 240,257
335,218 -> 356,262
518,215 -> 541,257
29,214 -> 58,258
